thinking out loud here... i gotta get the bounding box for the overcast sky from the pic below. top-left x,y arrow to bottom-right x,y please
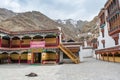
0,0 -> 107,21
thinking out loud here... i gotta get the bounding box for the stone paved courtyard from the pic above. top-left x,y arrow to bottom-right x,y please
0,58 -> 120,80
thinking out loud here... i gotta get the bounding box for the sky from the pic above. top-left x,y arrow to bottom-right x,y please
0,0 -> 107,21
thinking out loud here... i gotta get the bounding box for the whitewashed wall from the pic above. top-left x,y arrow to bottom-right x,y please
97,10 -> 115,49
118,33 -> 120,45
79,46 -> 93,62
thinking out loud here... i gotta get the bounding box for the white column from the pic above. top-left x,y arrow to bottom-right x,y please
79,46 -> 83,62
97,18 -> 104,49
58,27 -> 62,43
84,39 -> 87,47
118,33 -> 120,45
59,52 -> 63,62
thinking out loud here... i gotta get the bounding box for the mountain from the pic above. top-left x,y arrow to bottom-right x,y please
55,19 -> 89,41
56,19 -> 88,28
0,11 -> 61,31
80,17 -> 99,41
56,18 -> 98,41
56,19 -> 88,33
0,8 -> 98,42
0,8 -> 16,22
0,8 -> 77,40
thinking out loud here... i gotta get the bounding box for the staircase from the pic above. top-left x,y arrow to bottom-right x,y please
59,44 -> 80,64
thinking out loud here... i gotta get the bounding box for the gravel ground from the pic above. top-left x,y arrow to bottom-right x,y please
0,58 -> 120,80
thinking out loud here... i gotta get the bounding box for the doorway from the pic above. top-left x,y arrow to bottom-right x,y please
34,53 -> 41,63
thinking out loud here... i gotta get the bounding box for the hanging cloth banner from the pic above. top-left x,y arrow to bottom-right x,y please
30,41 -> 45,48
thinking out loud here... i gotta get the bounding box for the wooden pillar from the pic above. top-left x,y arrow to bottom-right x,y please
102,53 -> 104,61
107,52 -> 109,62
56,36 -> 59,46
99,53 -> 101,60
10,38 -> 12,48
0,36 -> 2,47
20,38 -> 22,48
27,53 -> 32,64
31,53 -> 34,64
7,53 -> 10,64
18,54 -> 21,64
27,52 -> 34,64
112,52 -> 115,62
56,53 -> 59,63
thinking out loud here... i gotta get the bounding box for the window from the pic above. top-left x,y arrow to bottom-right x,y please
101,40 -> 105,48
114,38 -> 118,45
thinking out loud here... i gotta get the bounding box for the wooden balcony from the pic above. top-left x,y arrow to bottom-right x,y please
95,46 -> 120,63
96,45 -> 120,54
109,25 -> 120,36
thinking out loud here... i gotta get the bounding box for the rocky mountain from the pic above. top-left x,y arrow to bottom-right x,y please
55,19 -> 89,41
0,8 -> 77,40
77,16 -> 99,42
56,19 -> 88,28
56,18 -> 99,41
0,8 -> 98,42
0,8 -> 16,22
56,19 -> 88,34
0,11 -> 60,31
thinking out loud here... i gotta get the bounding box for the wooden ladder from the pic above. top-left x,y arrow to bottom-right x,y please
58,44 -> 80,64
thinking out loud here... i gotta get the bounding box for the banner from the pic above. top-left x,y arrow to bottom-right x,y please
30,41 -> 45,48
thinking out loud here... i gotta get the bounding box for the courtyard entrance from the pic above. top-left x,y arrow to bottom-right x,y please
34,53 -> 42,63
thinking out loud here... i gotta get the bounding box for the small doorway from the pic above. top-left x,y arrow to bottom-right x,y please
34,53 -> 41,63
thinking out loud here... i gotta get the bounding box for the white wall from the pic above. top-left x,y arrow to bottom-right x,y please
97,28 -> 104,49
119,0 -> 120,6
59,52 -> 63,62
104,23 -> 115,48
79,46 -> 93,62
118,33 -> 120,45
84,40 -> 87,47
97,10 -> 115,49
80,49 -> 93,58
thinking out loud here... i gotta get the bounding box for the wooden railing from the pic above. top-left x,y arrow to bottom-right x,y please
109,25 -> 120,36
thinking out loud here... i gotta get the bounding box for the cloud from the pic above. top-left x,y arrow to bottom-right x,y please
0,0 -> 107,21
0,0 -> 21,12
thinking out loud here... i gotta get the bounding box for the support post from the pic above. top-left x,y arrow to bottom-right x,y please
10,38 -> 12,48
56,36 -> 59,46
18,54 -> 21,64
27,53 -> 32,64
112,52 -> 115,63
31,53 -> 34,64
0,36 -> 2,47
8,54 -> 10,64
102,53 -> 104,61
107,52 -> 109,62
99,53 -> 101,60
20,38 -> 22,48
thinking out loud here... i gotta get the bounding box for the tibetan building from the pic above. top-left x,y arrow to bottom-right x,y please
96,0 -> 120,62
0,28 -> 80,64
